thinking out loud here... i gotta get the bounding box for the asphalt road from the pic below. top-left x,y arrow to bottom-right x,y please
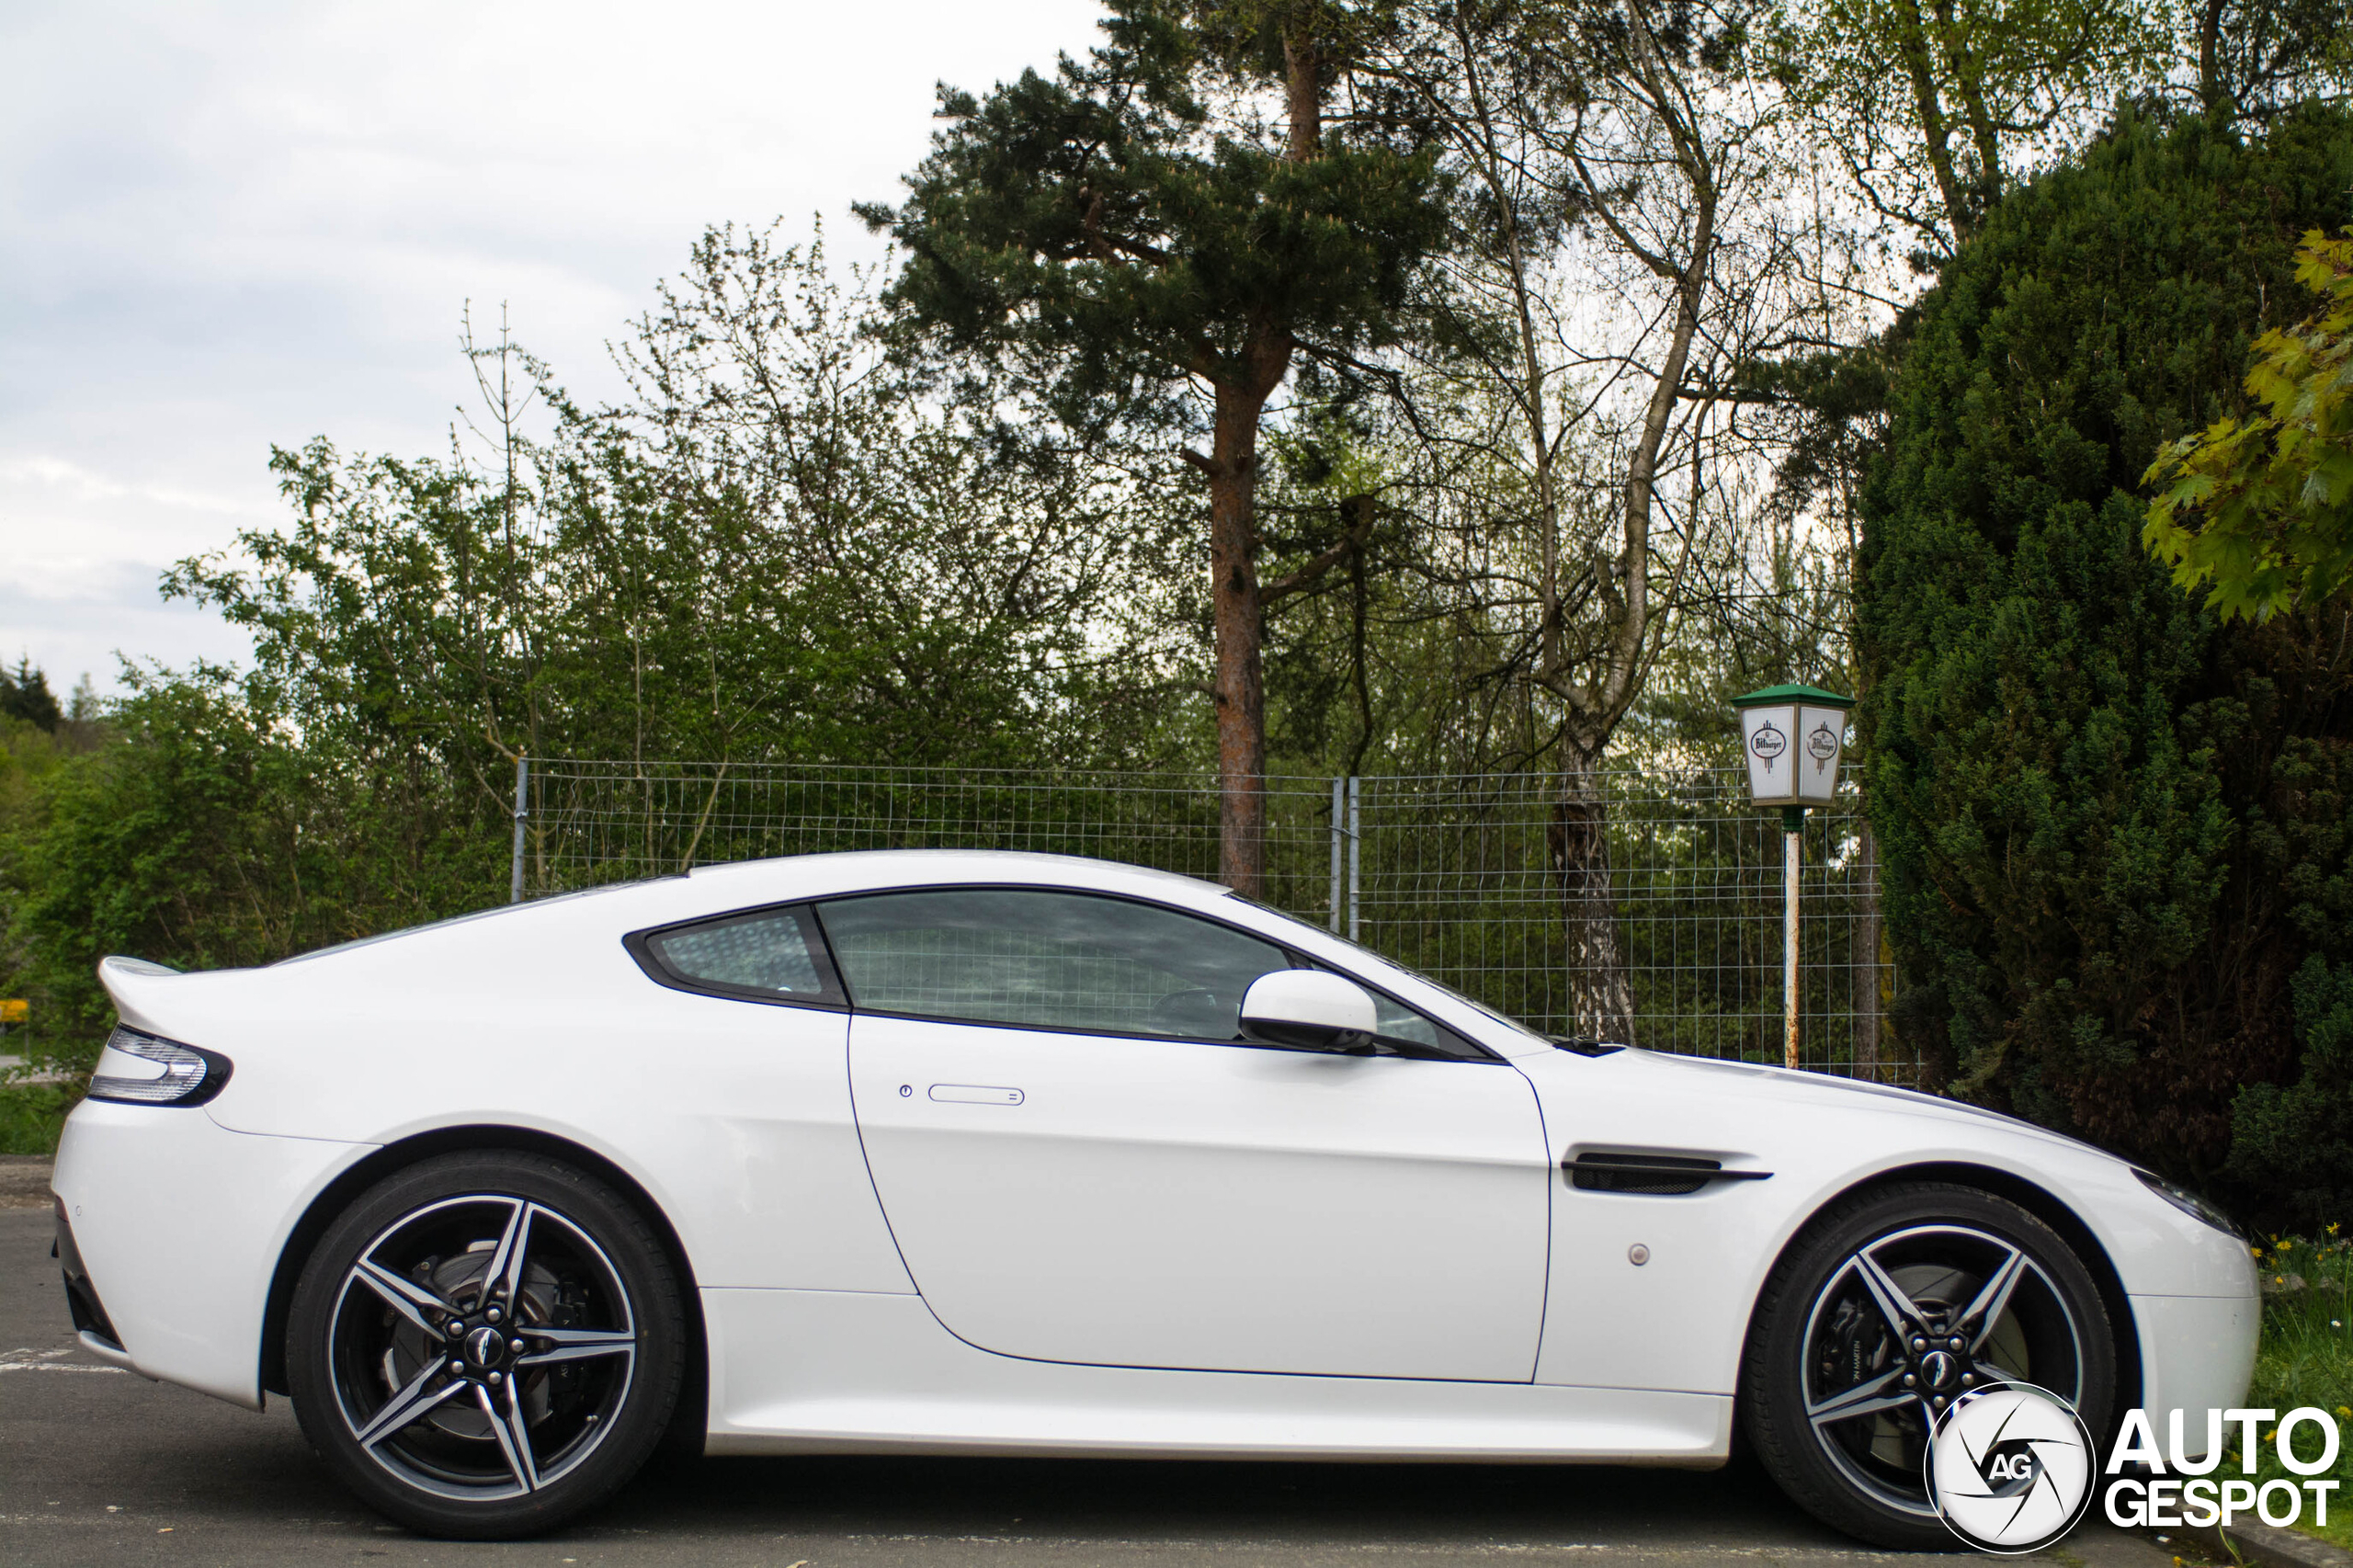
0,1199 -> 2195,1567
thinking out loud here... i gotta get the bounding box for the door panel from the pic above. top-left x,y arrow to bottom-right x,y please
849,1013 -> 1552,1381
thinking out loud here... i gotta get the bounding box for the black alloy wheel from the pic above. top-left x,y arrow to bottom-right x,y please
1740,1182 -> 2116,1551
288,1152 -> 687,1539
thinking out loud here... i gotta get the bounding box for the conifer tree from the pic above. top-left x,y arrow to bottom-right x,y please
859,0 -> 1448,893
1859,106 -> 2353,1197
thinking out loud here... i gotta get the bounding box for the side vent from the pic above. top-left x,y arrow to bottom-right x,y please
1567,1151 -> 1772,1194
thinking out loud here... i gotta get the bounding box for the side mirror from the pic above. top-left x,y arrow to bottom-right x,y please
1239,971 -> 1378,1052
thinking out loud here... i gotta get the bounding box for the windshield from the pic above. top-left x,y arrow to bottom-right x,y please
1222,892 -> 1553,1050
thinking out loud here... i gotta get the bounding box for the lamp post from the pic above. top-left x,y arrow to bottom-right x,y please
1732,684 -> 1855,1070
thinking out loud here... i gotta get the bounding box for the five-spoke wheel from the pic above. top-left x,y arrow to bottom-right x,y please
289,1153 -> 685,1539
1741,1183 -> 2114,1550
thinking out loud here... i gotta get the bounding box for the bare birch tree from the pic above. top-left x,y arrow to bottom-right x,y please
1365,0 -> 1802,1040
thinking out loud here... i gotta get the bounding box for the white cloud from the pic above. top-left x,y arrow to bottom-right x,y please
0,0 -> 1105,693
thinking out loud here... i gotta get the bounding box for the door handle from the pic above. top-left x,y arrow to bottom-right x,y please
927,1084 -> 1024,1106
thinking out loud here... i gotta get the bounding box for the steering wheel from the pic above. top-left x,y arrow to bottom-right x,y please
1145,987 -> 1233,1040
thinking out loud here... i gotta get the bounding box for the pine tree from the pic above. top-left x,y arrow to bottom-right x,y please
0,658 -> 63,733
858,0 -> 1448,893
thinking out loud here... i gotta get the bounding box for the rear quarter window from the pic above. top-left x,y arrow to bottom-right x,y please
630,905 -> 842,1005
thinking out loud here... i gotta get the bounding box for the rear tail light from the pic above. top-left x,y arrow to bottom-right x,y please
85,1026 -> 231,1106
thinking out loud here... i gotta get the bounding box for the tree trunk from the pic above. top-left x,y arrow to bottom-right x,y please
1208,378 -> 1272,895
1929,0 -> 2005,218
1186,19 -> 1327,898
1891,0 -> 1972,244
2197,0 -> 2228,114
1550,743 -> 1638,1042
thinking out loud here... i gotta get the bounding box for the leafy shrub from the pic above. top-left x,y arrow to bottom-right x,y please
0,1081 -> 77,1157
1860,104 -> 2353,1210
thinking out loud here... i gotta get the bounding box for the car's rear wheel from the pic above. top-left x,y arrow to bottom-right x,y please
288,1151 -> 686,1539
1740,1181 -> 2116,1550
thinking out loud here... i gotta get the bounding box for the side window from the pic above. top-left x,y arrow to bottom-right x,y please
1370,993 -> 1445,1049
813,888 -> 1290,1040
632,905 -> 840,1003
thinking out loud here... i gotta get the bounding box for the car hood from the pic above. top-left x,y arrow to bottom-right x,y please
1591,1047 -> 2111,1159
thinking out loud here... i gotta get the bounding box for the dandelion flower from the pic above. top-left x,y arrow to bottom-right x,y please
2338,1406 -> 2350,1417
2283,1239 -> 2296,1252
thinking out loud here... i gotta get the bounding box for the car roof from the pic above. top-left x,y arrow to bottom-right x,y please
268,848 -> 1237,969
683,848 -> 1220,898
106,846 -> 1553,1063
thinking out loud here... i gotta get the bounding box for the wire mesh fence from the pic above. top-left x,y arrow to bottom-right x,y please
517,758 -> 1904,1079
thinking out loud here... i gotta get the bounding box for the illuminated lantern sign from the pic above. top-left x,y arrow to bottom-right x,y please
1733,683 -> 1857,1071
1733,684 -> 1856,809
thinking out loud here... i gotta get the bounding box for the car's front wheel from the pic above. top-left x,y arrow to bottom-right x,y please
288,1151 -> 686,1539
1740,1181 -> 2116,1550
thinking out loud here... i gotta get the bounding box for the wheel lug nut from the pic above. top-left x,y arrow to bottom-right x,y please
1961,1373 -> 1975,1385
1910,1336 -> 1927,1351
1948,1336 -> 1963,1351
1931,1395 -> 1946,1409
510,1339 -> 525,1354
488,1369 -> 503,1384
486,1307 -> 502,1324
1903,1373 -> 1917,1388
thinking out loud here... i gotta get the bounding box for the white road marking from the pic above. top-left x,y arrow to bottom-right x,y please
0,1347 -> 125,1375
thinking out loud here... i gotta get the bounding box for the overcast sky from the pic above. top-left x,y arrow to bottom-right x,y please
0,0 -> 1104,696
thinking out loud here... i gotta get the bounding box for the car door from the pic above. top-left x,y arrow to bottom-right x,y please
824,886 -> 1552,1383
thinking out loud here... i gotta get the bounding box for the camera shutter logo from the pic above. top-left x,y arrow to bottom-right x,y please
1924,1382 -> 2096,1554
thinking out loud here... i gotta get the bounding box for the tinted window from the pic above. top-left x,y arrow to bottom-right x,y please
1370,992 -> 1444,1049
643,907 -> 833,998
815,889 -> 1290,1040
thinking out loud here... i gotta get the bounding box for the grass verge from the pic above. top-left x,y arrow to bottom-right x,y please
2244,1233 -> 2353,1550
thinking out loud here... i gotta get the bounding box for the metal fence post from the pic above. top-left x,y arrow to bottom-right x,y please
510,754 -> 530,904
1329,777 -> 1345,933
1781,803 -> 1802,1071
1347,776 -> 1361,943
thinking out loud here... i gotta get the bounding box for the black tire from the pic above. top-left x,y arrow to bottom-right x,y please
1739,1182 -> 2116,1551
287,1151 -> 687,1540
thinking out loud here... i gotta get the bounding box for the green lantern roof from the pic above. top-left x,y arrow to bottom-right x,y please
1730,682 -> 1855,710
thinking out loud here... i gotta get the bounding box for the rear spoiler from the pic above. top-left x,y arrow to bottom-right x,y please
97,956 -> 186,1038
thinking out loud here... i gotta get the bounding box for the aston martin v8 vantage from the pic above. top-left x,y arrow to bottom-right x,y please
52,851 -> 2256,1544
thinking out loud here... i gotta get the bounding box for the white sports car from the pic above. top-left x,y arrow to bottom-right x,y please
52,851 -> 2256,1545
